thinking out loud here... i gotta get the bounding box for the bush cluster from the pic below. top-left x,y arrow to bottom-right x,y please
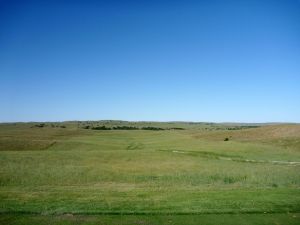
85,125 -> 185,131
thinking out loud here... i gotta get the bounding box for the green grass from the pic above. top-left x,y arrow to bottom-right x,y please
1,213 -> 299,225
0,122 -> 299,224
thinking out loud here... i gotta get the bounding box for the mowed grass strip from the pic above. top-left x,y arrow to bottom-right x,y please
0,213 -> 300,225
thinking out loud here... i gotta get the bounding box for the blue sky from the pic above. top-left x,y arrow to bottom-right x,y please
1,0 -> 300,122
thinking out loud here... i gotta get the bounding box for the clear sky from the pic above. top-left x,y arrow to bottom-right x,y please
1,0 -> 300,123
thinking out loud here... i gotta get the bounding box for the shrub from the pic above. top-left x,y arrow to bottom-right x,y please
170,127 -> 185,130
112,126 -> 139,130
92,126 -> 111,130
142,127 -> 165,131
224,137 -> 229,141
34,123 -> 45,128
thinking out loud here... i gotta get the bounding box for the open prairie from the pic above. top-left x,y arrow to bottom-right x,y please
0,121 -> 299,224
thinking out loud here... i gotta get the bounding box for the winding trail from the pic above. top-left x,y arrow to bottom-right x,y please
158,149 -> 300,166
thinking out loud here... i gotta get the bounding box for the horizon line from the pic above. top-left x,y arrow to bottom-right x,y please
0,120 -> 299,124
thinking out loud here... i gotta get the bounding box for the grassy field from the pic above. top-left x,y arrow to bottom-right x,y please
0,121 -> 299,224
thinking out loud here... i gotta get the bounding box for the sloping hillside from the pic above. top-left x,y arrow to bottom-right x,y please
193,124 -> 300,149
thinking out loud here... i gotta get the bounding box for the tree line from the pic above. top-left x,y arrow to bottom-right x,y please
83,126 -> 185,131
